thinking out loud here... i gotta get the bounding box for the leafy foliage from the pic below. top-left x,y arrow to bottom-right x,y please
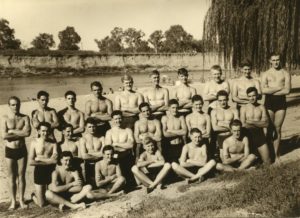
31,33 -> 55,50
0,18 -> 21,49
58,26 -> 81,50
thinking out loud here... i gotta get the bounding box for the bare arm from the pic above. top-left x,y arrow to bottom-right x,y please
222,141 -> 244,165
203,82 -> 216,101
73,112 -> 85,134
187,146 -> 207,167
261,73 -> 282,94
274,71 -> 291,95
136,153 -> 155,167
50,110 -> 59,129
161,116 -> 178,138
134,121 -> 142,144
148,151 -> 165,168
240,106 -> 255,128
151,120 -> 162,142
169,116 -> 187,136
203,115 -> 211,138
49,171 -> 74,192
246,106 -> 269,128
79,138 -> 99,161
211,110 -> 229,132
232,81 -> 248,104
179,145 -> 194,167
113,129 -> 134,150
31,110 -> 41,129
95,162 -> 113,187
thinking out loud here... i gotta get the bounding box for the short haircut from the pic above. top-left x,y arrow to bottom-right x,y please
240,60 -> 252,68
37,121 -> 51,130
62,123 -> 73,130
246,87 -> 258,95
121,74 -> 133,83
168,99 -> 179,106
139,102 -> 150,111
217,90 -> 229,99
90,81 -> 102,90
190,128 -> 202,135
60,151 -> 73,160
111,110 -> 123,118
149,70 -> 160,77
269,52 -> 281,59
85,117 -> 97,126
37,90 -> 49,99
65,90 -> 76,98
210,65 -> 222,73
142,136 -> 154,145
8,96 -> 20,105
192,94 -> 203,103
230,119 -> 242,128
103,145 -> 114,154
178,68 -> 188,76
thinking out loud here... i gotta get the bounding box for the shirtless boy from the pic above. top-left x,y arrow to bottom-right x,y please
85,81 -> 113,136
232,61 -> 261,111
58,91 -> 85,139
261,53 -> 291,160
29,122 -> 57,207
32,90 -> 59,140
95,145 -> 125,195
171,128 -> 216,183
132,137 -> 171,193
173,68 -> 197,115
1,96 -> 31,210
216,120 -> 256,172
161,99 -> 187,163
203,65 -> 230,115
134,102 -> 162,160
240,87 -> 271,164
143,70 -> 169,118
115,74 -> 144,129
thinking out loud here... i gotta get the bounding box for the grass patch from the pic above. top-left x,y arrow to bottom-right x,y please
125,161 -> 300,217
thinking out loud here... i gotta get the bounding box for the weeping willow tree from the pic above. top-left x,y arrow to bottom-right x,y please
203,0 -> 300,72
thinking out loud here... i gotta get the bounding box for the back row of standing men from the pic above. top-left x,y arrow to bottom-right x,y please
2,52 -> 291,210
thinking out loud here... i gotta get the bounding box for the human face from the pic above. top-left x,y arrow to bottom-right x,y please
86,123 -> 96,134
63,127 -> 73,140
9,99 -> 20,114
143,142 -> 155,154
140,106 -> 151,118
231,125 -> 241,139
241,66 -> 251,78
270,55 -> 281,69
191,132 -> 202,145
38,96 -> 48,109
61,156 -> 72,170
112,114 -> 122,127
193,100 -> 203,112
123,79 -> 133,91
178,73 -> 188,84
65,94 -> 76,107
211,69 -> 222,83
151,74 -> 160,86
169,104 -> 178,116
218,95 -> 228,108
103,150 -> 113,162
91,85 -> 102,98
38,126 -> 49,139
247,91 -> 257,104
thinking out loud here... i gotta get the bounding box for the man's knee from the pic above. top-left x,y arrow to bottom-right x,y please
248,154 -> 257,162
208,159 -> 216,167
83,184 -> 92,192
171,162 -> 179,170
118,176 -> 126,184
164,162 -> 171,170
45,190 -> 54,200
131,165 -> 139,173
216,163 -> 223,171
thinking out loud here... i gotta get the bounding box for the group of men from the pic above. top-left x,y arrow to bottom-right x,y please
1,52 -> 291,211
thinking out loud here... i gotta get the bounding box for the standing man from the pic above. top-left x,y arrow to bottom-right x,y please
115,74 -> 144,129
58,90 -> 85,139
31,90 -> 59,141
261,53 -> 291,161
85,81 -> 113,137
240,87 -> 271,164
143,70 -> 169,119
1,96 -> 31,210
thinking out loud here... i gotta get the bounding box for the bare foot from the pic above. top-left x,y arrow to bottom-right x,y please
75,202 -> 86,210
8,201 -> 16,211
198,176 -> 205,183
31,193 -> 38,205
59,204 -> 65,212
156,184 -> 162,190
113,190 -> 125,197
70,194 -> 81,203
20,201 -> 28,209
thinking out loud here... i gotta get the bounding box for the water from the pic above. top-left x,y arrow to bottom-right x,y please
0,71 -> 209,105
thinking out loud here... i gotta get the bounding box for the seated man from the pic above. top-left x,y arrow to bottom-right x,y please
29,122 -> 57,207
95,145 -> 125,195
131,137 -> 171,193
240,87 -> 271,164
216,120 -> 256,172
134,102 -> 162,160
171,128 -> 216,183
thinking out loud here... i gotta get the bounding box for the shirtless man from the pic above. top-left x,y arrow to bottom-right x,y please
85,81 -> 113,137
211,90 -> 239,158
171,128 -> 216,183
131,137 -> 171,193
203,65 -> 230,115
79,117 -> 105,184
173,68 -> 197,115
161,99 -> 187,163
143,70 -> 169,118
216,120 -> 256,172
134,102 -> 162,160
29,122 -> 57,207
32,90 -> 59,141
95,145 -> 125,195
261,53 -> 291,160
58,124 -> 79,157
240,87 -> 271,164
105,110 -> 135,187
232,61 -> 262,112
1,96 -> 31,210
58,91 -> 85,139
115,74 -> 144,129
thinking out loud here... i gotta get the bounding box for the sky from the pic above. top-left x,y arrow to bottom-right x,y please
0,0 -> 210,51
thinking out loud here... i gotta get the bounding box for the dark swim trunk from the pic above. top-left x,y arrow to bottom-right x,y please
5,146 -> 27,160
146,166 -> 163,181
265,95 -> 287,112
186,166 -> 200,175
96,121 -> 111,137
216,133 -> 231,149
34,165 -> 55,185
163,141 -> 184,163
246,128 -> 267,149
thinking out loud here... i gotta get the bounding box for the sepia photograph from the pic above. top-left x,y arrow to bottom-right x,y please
0,0 -> 299,217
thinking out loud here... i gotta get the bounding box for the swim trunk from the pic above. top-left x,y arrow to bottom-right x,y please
246,128 -> 267,149
96,121 -> 111,137
122,115 -> 139,130
5,146 -> 27,160
116,150 -> 135,187
34,165 -> 55,185
186,166 -> 200,174
265,95 -> 287,112
57,191 -> 73,200
163,141 -> 184,163
84,160 -> 98,187
216,133 -> 231,149
145,166 -> 163,181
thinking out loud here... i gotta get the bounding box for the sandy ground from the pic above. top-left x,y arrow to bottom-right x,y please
0,76 -> 300,217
